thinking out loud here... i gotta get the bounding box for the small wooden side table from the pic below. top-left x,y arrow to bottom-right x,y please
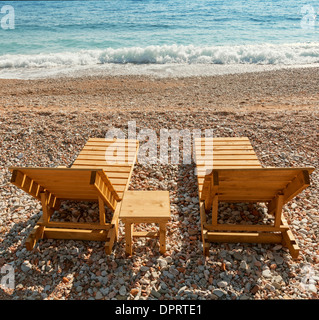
119,191 -> 171,255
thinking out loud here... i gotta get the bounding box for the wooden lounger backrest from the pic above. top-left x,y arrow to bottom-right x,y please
9,167 -> 120,211
201,167 -> 315,204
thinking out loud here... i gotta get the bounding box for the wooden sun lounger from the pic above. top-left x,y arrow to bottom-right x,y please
195,137 -> 315,258
9,138 -> 139,254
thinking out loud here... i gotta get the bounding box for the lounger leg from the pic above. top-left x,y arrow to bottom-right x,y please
211,194 -> 219,226
40,192 -> 54,224
105,226 -> 116,255
112,205 -> 121,242
98,197 -> 106,225
200,201 -> 210,255
274,194 -> 284,228
25,224 -> 44,251
202,230 -> 209,256
125,222 -> 133,256
281,216 -> 300,259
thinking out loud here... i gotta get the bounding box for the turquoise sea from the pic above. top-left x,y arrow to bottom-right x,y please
1,0 -> 319,78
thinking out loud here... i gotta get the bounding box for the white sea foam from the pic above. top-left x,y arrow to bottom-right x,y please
1,43 -> 319,79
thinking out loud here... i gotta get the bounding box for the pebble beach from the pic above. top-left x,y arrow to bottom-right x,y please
0,67 -> 319,300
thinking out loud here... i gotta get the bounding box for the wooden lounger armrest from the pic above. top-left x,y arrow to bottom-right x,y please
268,169 -> 311,214
90,170 -> 120,211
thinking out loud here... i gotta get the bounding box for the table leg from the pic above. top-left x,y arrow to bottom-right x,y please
125,222 -> 133,256
159,222 -> 166,254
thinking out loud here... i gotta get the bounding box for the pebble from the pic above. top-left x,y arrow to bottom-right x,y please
95,291 -> 103,300
0,94 -> 318,301
239,260 -> 248,271
273,245 -> 283,251
233,252 -> 243,261
264,283 -> 276,292
217,281 -> 228,288
151,289 -> 161,299
212,289 -> 226,298
140,266 -> 149,272
76,286 -> 83,293
21,261 -> 32,273
308,284 -> 317,294
157,258 -> 168,269
274,255 -> 284,265
119,286 -> 127,296
262,269 -> 272,278
250,285 -> 260,294
177,286 -> 187,295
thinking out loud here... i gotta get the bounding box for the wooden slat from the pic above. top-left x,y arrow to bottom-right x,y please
196,141 -> 252,146
96,171 -> 120,201
214,168 -> 315,179
197,154 -> 259,160
195,137 -> 249,140
204,223 -> 289,232
87,138 -> 138,142
99,172 -> 130,179
196,160 -> 261,166
196,146 -> 254,151
216,180 -> 291,189
73,159 -> 135,165
75,159 -> 136,165
81,147 -> 137,153
206,231 -> 282,244
133,231 -> 159,238
76,154 -> 137,160
197,150 -> 257,155
90,171 -> 117,211
43,228 -> 108,241
38,220 -> 111,230
83,141 -> 138,145
71,164 -> 131,172
197,165 -> 262,176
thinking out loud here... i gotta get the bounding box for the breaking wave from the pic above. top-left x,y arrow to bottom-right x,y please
1,42 -> 319,69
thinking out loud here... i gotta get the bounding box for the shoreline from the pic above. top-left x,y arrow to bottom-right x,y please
2,62 -> 319,81
1,66 -> 319,114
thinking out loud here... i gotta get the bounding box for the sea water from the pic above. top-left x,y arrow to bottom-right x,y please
1,0 -> 319,79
